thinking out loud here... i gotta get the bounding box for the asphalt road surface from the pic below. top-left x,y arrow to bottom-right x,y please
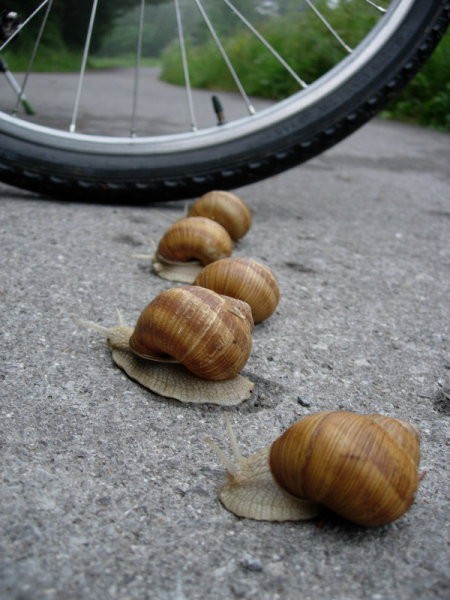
1,69 -> 450,600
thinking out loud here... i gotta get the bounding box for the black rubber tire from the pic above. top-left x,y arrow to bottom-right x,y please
0,0 -> 448,204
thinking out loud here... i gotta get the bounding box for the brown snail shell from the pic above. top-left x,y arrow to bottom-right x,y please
212,412 -> 420,526
153,216 -> 233,283
80,286 -> 255,405
270,411 -> 420,526
194,257 -> 280,323
129,286 -> 253,381
188,190 -> 252,240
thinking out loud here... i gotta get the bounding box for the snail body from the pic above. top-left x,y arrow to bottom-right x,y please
154,216 -> 233,283
212,412 -> 420,526
81,287 -> 255,405
188,191 -> 252,240
194,257 -> 280,323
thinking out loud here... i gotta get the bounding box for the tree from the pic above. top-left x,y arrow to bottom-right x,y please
54,0 -> 136,52
179,0 -> 263,46
4,0 -> 137,52
96,2 -> 176,58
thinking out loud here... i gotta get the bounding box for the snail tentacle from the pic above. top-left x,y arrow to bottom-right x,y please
224,415 -> 243,463
206,415 -> 243,476
206,438 -> 239,477
77,316 -> 133,352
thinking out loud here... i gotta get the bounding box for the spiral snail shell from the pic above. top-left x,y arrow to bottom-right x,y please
81,286 -> 255,405
129,286 -> 253,381
188,190 -> 252,240
211,411 -> 420,526
153,216 -> 233,283
194,257 -> 280,323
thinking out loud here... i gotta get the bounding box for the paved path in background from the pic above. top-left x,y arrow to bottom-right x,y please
0,67 -> 273,134
1,70 -> 449,600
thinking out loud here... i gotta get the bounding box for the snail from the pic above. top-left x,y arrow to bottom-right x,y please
209,411 -> 421,526
188,190 -> 252,240
194,257 -> 280,323
152,216 -> 233,283
81,286 -> 255,405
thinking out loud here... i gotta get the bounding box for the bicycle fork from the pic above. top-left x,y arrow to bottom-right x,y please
0,56 -> 34,115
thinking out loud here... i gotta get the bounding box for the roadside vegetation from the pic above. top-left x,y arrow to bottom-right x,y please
160,3 -> 378,99
381,37 -> 450,132
2,0 -> 448,131
159,2 -> 450,132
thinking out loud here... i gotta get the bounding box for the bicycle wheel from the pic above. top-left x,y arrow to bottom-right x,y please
0,0 -> 448,203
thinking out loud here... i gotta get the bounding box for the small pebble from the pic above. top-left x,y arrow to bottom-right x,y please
230,581 -> 251,598
240,556 -> 263,572
297,396 -> 311,407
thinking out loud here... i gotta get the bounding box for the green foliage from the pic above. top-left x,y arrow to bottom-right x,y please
1,11 -> 79,71
94,0 -> 262,60
95,2 -> 175,59
161,1 -> 378,98
382,33 -> 450,132
89,55 -> 159,69
2,0 -> 136,67
55,1 -> 134,53
160,0 -> 449,131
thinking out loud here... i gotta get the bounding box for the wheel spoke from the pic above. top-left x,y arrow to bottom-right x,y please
70,0 -> 100,133
175,0 -> 198,131
362,0 -> 387,13
130,0 -> 146,137
192,0 -> 255,115
304,0 -> 353,54
221,0 -> 308,89
13,0 -> 54,116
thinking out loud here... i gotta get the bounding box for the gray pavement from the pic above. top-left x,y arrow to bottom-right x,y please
1,71 -> 450,600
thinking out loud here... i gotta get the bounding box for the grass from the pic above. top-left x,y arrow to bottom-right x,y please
88,56 -> 160,70
381,34 -> 450,132
2,49 -> 160,72
2,48 -> 82,72
160,5 -> 378,99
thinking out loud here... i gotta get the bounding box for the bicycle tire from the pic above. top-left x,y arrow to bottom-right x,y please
0,0 -> 448,204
